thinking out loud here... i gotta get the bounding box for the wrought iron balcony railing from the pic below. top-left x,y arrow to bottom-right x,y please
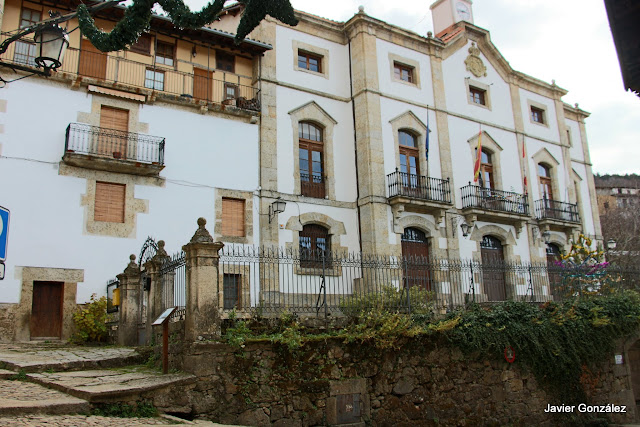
65,123 -> 165,165
535,199 -> 580,223
301,172 -> 325,199
0,33 -> 261,112
461,184 -> 529,215
387,170 -> 452,203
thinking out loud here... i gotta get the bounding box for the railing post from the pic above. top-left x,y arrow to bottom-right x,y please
183,218 -> 225,342
116,254 -> 141,346
145,240 -> 169,345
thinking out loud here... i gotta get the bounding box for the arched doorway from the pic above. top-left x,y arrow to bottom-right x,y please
546,243 -> 563,300
480,235 -> 506,301
401,227 -> 431,290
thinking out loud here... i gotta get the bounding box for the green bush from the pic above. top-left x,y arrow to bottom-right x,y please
340,285 -> 435,320
92,401 -> 157,418
71,294 -> 108,344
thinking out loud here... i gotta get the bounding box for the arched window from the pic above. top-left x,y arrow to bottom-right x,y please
399,130 -> 419,179
299,224 -> 330,267
401,227 -> 431,290
538,163 -> 553,200
299,122 -> 324,198
480,149 -> 494,189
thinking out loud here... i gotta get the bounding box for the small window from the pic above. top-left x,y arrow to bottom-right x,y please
155,41 -> 174,66
469,86 -> 486,106
394,62 -> 414,83
300,224 -> 330,268
216,51 -> 235,72
298,50 -> 322,73
20,8 -> 41,29
145,69 -> 164,91
222,198 -> 245,237
95,182 -> 125,223
224,83 -> 238,100
130,34 -> 152,55
531,106 -> 545,124
223,273 -> 241,310
13,41 -> 36,66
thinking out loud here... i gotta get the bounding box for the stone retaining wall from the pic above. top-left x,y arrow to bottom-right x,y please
150,334 -> 636,426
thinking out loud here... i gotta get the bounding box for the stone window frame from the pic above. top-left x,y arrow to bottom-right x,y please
531,148 -> 561,203
218,265 -> 250,316
214,188 -> 254,244
389,111 -> 428,178
527,100 -> 549,128
292,40 -> 330,80
388,53 -> 421,89
285,212 -> 346,276
288,101 -> 337,201
467,131 -> 503,190
465,79 -> 492,110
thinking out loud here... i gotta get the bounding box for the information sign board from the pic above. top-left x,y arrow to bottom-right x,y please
152,307 -> 177,326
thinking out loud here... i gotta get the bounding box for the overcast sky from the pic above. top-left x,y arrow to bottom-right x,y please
188,0 -> 640,175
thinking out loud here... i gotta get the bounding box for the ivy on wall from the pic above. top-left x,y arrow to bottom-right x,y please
77,0 -> 298,52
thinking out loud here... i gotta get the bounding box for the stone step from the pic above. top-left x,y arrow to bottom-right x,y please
27,366 -> 197,403
0,378 -> 91,416
0,345 -> 144,373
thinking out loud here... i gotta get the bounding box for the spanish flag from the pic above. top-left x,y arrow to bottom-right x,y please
473,129 -> 482,183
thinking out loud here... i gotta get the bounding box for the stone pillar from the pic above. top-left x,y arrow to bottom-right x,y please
117,254 -> 141,347
145,240 -> 169,344
183,218 -> 224,342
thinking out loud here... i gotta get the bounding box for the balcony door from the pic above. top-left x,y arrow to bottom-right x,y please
401,227 -> 431,290
193,67 -> 213,102
399,130 -> 420,194
79,39 -> 107,80
299,122 -> 325,198
99,106 -> 129,159
480,235 -> 506,301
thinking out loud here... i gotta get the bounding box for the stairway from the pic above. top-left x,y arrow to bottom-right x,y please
0,342 -> 216,426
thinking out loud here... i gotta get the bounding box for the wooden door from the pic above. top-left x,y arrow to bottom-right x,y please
79,39 -> 107,80
31,281 -> 63,339
401,228 -> 431,290
193,68 -> 213,102
99,106 -> 129,158
480,235 -> 506,301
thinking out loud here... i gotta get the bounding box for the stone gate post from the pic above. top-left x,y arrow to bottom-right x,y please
183,218 -> 224,342
116,254 -> 141,346
145,240 -> 169,344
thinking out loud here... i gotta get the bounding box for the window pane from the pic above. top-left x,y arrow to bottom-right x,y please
481,151 -> 490,163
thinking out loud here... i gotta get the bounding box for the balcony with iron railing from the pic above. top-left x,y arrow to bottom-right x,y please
301,172 -> 325,199
64,123 -> 165,176
535,198 -> 581,233
461,184 -> 530,235
0,33 -> 261,112
386,170 -> 452,221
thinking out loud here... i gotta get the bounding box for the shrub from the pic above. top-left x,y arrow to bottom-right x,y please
71,294 -> 108,344
340,285 -> 435,320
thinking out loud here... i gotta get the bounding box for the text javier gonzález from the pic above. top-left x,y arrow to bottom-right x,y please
545,404 -> 626,413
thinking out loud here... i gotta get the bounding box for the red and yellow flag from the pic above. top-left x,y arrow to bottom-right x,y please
473,129 -> 483,183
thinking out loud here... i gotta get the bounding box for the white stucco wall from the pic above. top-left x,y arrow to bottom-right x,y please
0,79 -> 259,304
566,118 -> 585,162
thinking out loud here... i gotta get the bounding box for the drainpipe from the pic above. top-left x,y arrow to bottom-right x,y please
348,39 -> 363,254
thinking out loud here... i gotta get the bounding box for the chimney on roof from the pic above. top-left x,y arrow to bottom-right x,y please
430,0 -> 474,37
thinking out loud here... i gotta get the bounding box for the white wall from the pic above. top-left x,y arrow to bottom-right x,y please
0,79 -> 259,303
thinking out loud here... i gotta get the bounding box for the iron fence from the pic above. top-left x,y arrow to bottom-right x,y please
534,199 -> 580,222
218,246 -> 562,317
461,184 -> 529,215
0,33 -> 260,111
160,251 -> 186,318
106,278 -> 119,313
387,170 -> 451,203
65,123 -> 165,164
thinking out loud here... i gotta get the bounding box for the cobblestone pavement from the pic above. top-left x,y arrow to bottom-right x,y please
0,379 -> 90,415
0,415 -> 227,426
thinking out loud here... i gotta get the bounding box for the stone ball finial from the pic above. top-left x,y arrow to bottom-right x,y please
427,31 -> 433,38
574,103 -> 579,108
358,5 -> 365,13
197,217 -> 207,227
552,79 -> 556,86
190,217 -> 214,243
129,254 -> 136,262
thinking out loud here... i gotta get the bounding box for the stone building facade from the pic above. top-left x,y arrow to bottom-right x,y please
0,0 -> 602,340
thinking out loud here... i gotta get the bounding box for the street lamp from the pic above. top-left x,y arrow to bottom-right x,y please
33,23 -> 69,71
269,200 -> 286,224
607,239 -> 617,251
542,230 -> 551,245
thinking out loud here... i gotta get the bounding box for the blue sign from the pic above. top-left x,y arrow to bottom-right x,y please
0,206 -> 9,262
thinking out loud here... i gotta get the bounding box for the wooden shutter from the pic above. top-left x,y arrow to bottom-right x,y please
79,38 -> 107,80
95,182 -> 126,223
222,198 -> 245,237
